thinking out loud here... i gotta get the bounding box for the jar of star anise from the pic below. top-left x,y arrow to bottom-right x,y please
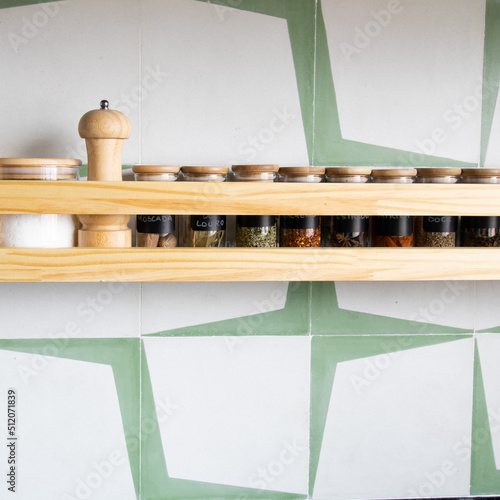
372,168 -> 416,247
278,167 -> 325,247
325,167 -> 371,247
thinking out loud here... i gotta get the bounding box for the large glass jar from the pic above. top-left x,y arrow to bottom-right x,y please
325,167 -> 371,247
415,168 -> 460,248
372,168 -> 416,247
133,165 -> 179,248
460,168 -> 500,247
0,158 -> 80,248
233,164 -> 278,248
181,166 -> 228,247
278,167 -> 325,247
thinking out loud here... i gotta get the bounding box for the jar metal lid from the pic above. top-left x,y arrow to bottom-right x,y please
278,166 -> 325,176
372,168 -> 417,178
133,165 -> 180,174
461,168 -> 500,177
181,166 -> 229,175
232,164 -> 279,173
325,167 -> 372,176
416,168 -> 462,177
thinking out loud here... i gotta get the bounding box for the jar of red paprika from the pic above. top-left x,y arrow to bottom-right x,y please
278,167 -> 325,247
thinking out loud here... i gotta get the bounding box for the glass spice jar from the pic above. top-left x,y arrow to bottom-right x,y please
415,168 -> 461,248
325,167 -> 371,247
232,164 -> 278,248
133,165 -> 179,248
372,168 -> 417,247
181,166 -> 228,247
278,167 -> 325,247
0,158 -> 81,248
460,169 -> 500,247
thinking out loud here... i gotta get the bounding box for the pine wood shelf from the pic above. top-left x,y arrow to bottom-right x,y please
1,181 -> 499,282
0,247 -> 498,282
0,181 -> 499,215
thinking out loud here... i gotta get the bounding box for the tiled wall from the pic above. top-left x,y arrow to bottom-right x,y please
1,1 -> 500,499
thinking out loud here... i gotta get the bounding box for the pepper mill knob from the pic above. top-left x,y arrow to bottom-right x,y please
78,100 -> 131,248
78,99 -> 131,181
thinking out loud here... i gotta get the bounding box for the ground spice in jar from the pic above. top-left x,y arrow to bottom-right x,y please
373,233 -> 414,247
460,217 -> 500,247
278,167 -> 324,248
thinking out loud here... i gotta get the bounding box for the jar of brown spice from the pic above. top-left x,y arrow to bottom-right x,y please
278,167 -> 325,248
415,168 -> 461,248
372,168 -> 417,247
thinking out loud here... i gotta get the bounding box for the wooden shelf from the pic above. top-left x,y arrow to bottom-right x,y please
1,180 -> 499,282
0,181 -> 500,215
0,248 -> 498,282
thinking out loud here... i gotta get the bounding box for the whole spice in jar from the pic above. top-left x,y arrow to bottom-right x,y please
278,167 -> 325,248
233,164 -> 278,248
133,165 -> 179,248
372,169 -> 416,248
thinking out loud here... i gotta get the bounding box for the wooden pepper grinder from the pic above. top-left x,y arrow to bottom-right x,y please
78,100 -> 132,247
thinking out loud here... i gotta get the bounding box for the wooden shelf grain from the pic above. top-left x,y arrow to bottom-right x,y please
0,247 -> 498,282
0,181 -> 499,216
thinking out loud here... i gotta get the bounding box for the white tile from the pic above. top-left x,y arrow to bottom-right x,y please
141,282 -> 288,333
0,283 -> 140,338
476,334 -> 500,469
143,336 -> 310,494
322,0 -> 485,163
335,281 -> 474,330
0,0 -> 140,164
0,349 -> 135,500
313,338 -> 474,499
476,282 -> 500,331
141,0 -> 309,166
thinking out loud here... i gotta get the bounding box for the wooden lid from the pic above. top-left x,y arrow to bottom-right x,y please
278,166 -> 325,176
78,100 -> 131,140
325,167 -> 372,176
416,168 -> 462,177
0,158 -> 81,167
462,168 -> 500,177
372,168 -> 417,177
232,164 -> 279,173
181,166 -> 229,175
133,165 -> 180,174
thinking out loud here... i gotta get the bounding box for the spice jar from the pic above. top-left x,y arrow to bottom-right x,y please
181,166 -> 228,247
325,167 -> 371,247
460,169 -> 500,247
415,168 -> 460,248
133,165 -> 179,248
232,164 -> 278,248
0,158 -> 81,248
372,168 -> 416,247
278,167 -> 325,247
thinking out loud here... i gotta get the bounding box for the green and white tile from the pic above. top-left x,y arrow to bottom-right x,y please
310,335 -> 474,499
0,338 -> 140,500
141,336 -> 310,499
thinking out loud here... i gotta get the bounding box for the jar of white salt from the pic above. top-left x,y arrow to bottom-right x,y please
0,158 -> 81,248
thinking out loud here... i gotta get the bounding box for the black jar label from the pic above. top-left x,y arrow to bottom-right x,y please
137,215 -> 175,234
423,216 -> 458,233
237,215 -> 276,228
334,216 -> 370,233
280,216 -> 320,230
374,216 -> 413,237
461,216 -> 500,229
190,215 -> 226,231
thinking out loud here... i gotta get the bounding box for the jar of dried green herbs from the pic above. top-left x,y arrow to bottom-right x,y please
372,168 -> 417,247
415,168 -> 460,248
278,167 -> 325,248
133,165 -> 179,248
460,169 -> 500,247
181,166 -> 228,248
325,167 -> 371,247
233,164 -> 278,248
